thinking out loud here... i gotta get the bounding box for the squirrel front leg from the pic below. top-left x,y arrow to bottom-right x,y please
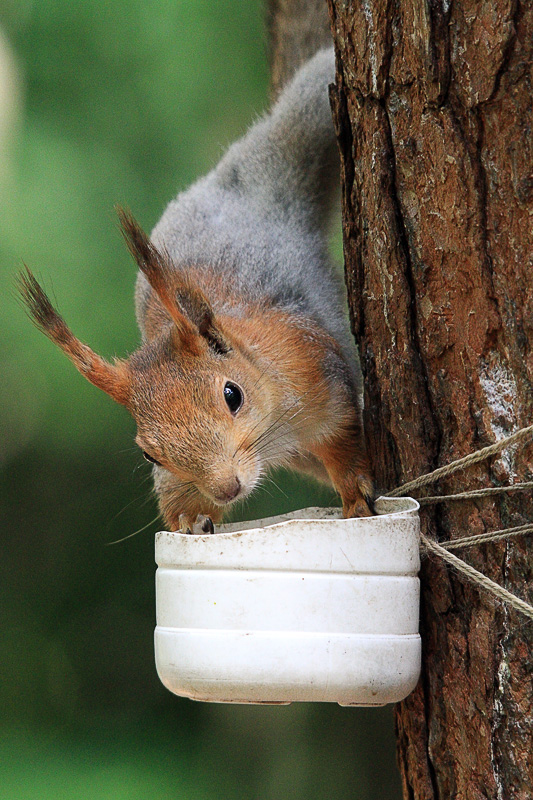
154,469 -> 223,533
310,416 -> 375,518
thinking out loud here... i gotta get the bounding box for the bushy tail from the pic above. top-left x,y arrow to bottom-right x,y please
216,48 -> 338,231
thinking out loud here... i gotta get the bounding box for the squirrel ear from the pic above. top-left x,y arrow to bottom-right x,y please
18,268 -> 131,406
174,286 -> 231,355
118,207 -> 231,356
117,207 -> 197,344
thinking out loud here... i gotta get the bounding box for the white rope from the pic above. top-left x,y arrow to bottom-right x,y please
420,533 -> 533,621
383,422 -> 533,620
418,482 -> 533,505
386,423 -> 533,498
438,522 -> 533,551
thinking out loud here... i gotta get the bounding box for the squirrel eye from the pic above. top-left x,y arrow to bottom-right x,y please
224,381 -> 243,414
142,450 -> 161,466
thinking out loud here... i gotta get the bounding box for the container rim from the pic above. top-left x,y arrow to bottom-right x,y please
155,495 -> 420,540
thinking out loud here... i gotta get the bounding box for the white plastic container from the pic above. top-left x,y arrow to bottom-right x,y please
154,496 -> 421,706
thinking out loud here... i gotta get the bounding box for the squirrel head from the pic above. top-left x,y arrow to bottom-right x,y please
18,211 -> 286,518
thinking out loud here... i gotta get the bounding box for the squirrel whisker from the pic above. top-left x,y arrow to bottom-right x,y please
237,386 -> 319,460
106,512 -> 162,546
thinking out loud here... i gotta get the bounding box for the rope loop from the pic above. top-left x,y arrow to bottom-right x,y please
386,422 -> 533,498
386,422 -> 533,620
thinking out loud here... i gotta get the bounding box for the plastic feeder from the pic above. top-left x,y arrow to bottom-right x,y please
154,496 -> 421,706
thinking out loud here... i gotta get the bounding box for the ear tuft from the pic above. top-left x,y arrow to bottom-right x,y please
117,206 -> 171,297
18,267 -> 131,406
117,207 -> 231,356
18,266 -> 68,343
117,207 -> 197,342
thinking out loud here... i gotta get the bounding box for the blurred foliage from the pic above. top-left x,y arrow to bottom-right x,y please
0,2 -> 401,798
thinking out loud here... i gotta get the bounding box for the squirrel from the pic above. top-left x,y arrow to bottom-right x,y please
19,48 -> 374,533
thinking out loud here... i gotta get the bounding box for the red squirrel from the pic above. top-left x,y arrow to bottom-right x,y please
19,48 -> 374,533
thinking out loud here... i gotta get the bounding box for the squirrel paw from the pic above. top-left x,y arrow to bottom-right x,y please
344,498 -> 373,518
342,474 -> 375,518
357,473 -> 375,513
178,513 -> 193,534
195,514 -> 215,534
178,513 -> 215,534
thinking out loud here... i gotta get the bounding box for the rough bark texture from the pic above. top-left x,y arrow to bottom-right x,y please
327,1 -> 533,798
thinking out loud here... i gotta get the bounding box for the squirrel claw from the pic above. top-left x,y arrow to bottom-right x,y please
178,513 -> 193,534
344,498 -> 373,518
342,474 -> 375,518
357,473 -> 375,514
196,514 -> 215,535
343,497 -> 374,519
178,513 -> 215,534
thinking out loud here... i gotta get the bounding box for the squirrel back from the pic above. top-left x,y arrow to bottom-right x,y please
138,49 -> 356,382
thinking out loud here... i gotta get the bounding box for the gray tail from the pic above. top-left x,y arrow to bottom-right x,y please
215,48 -> 338,233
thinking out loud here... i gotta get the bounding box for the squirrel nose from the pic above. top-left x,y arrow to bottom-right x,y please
215,476 -> 241,503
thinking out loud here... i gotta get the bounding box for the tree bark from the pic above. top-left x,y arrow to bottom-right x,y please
267,0 -> 332,95
327,1 -> 533,798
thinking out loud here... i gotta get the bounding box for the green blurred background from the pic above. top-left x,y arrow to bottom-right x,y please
0,2 -> 401,798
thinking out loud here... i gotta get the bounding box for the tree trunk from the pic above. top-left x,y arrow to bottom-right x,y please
267,0 -> 332,95
327,1 -> 533,798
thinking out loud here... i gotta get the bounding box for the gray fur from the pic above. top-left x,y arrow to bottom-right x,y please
136,48 -> 360,393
